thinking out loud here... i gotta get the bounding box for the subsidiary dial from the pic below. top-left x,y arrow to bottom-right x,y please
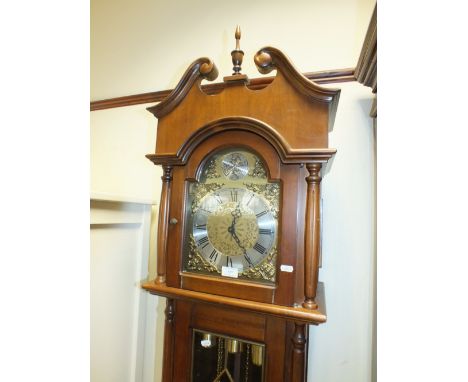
221,152 -> 249,180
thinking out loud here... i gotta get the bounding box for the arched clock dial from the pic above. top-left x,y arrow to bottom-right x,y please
192,188 -> 276,273
184,148 -> 280,283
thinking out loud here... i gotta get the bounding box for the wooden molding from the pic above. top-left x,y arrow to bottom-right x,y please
147,57 -> 218,118
90,68 -> 355,112
355,4 -> 377,93
254,47 -> 341,131
145,117 -> 337,166
141,281 -> 327,325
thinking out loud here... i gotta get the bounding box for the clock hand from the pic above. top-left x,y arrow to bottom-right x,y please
228,204 -> 241,236
230,229 -> 255,268
228,204 -> 241,235
227,206 -> 252,265
226,206 -> 268,276
227,207 -> 267,276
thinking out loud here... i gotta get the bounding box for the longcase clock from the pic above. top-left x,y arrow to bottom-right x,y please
142,28 -> 340,382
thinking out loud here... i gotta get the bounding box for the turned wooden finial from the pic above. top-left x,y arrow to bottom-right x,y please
235,25 -> 241,49
231,25 -> 244,75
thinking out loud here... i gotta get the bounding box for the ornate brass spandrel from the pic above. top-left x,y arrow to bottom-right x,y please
191,182 -> 223,213
186,233 -> 277,282
242,247 -> 277,282
186,234 -> 219,273
243,182 -> 280,219
249,157 -> 267,179
202,157 -> 219,179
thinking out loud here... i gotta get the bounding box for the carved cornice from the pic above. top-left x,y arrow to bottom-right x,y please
355,4 -> 377,93
254,46 -> 341,131
90,68 -> 353,111
146,57 -> 218,118
145,117 -> 336,166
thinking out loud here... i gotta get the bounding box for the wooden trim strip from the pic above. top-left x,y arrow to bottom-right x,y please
141,281 -> 327,325
90,68 -> 355,111
355,4 -> 376,92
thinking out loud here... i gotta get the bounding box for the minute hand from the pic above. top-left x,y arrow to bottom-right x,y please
231,230 -> 255,268
230,221 -> 269,278
228,206 -> 253,266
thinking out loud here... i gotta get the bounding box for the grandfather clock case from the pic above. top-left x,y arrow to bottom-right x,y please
142,29 -> 340,382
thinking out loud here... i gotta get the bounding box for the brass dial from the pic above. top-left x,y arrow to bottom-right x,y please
184,148 -> 279,282
193,188 -> 276,272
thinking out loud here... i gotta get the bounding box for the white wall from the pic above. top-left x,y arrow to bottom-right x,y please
309,81 -> 375,382
90,199 -> 159,382
91,0 -> 375,100
90,104 -> 165,381
91,1 -> 376,381
90,103 -> 162,201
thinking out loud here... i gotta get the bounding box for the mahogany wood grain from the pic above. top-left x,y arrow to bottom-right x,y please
164,166 -> 184,288
273,164 -> 301,306
291,323 -> 307,382
181,273 -> 275,303
146,117 -> 336,166
90,68 -> 353,111
163,299 -> 303,381
303,163 -> 322,309
355,4 -> 377,93
191,303 -> 266,342
171,300 -> 193,381
141,281 -> 326,324
140,43 -> 340,381
151,76 -> 333,159
161,299 -> 175,382
355,3 -> 377,118
253,47 -> 340,131
155,165 -> 173,284
264,315 -> 287,381
294,165 -> 307,304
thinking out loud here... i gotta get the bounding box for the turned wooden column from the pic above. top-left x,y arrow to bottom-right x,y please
162,299 -> 175,382
303,163 -> 322,309
156,164 -> 173,284
291,323 -> 307,382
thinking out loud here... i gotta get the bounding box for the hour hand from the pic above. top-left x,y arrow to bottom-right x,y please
228,205 -> 241,235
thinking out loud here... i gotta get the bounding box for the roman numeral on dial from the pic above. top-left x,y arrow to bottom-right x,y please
253,242 -> 266,254
209,249 -> 218,262
195,224 -> 207,230
256,210 -> 268,218
226,257 -> 233,267
197,236 -> 209,249
259,228 -> 273,235
230,190 -> 238,202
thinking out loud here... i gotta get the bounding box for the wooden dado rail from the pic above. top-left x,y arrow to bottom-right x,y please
90,68 -> 355,111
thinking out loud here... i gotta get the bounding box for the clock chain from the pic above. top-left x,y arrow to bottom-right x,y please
244,343 -> 250,382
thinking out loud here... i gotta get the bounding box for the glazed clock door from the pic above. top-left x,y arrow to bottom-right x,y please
182,148 -> 280,284
191,330 -> 265,382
